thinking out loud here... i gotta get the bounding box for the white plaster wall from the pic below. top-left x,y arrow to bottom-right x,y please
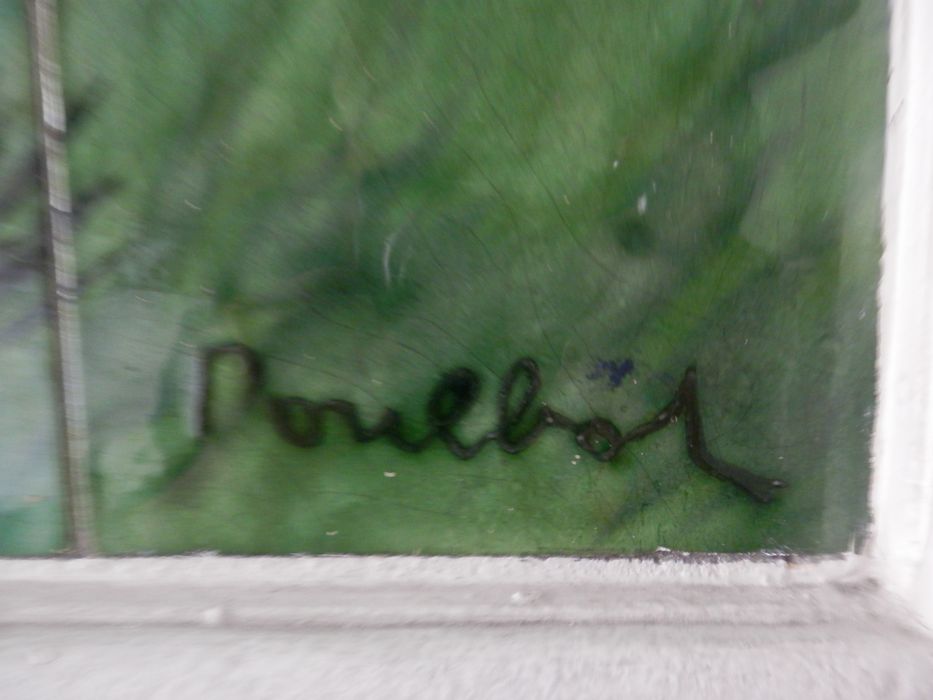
1,556 -> 932,699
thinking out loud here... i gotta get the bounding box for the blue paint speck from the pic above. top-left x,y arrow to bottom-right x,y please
586,358 -> 635,389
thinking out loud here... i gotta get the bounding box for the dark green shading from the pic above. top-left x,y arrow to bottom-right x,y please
0,0 -> 64,555
59,0 -> 884,554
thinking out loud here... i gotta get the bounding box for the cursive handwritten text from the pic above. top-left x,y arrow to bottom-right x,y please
195,343 -> 785,503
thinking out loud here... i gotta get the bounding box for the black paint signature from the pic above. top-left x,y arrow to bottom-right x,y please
196,343 -> 785,503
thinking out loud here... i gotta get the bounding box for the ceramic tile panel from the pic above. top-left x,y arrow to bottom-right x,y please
49,1 -> 888,554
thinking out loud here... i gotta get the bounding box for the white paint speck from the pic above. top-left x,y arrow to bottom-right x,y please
384,471 -> 397,478
382,229 -> 401,287
637,194 -> 648,215
201,607 -> 224,626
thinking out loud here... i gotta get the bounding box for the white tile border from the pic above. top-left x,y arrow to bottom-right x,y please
0,555 -> 866,628
869,0 -> 933,628
0,553 -> 900,633
0,552 -> 858,587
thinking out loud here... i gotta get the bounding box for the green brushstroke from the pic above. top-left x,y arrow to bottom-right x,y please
0,0 -> 886,554
0,1 -> 65,555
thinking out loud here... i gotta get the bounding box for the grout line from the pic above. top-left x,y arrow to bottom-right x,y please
24,0 -> 95,555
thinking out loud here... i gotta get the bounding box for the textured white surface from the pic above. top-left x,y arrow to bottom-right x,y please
0,552 -> 861,586
871,0 -> 933,628
1,556 -> 932,699
3,619 -> 932,700
0,554 -> 872,628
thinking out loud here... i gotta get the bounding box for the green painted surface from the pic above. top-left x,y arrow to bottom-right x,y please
2,0 -> 886,554
0,1 -> 63,555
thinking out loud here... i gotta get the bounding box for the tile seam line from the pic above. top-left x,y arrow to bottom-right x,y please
24,0 -> 95,555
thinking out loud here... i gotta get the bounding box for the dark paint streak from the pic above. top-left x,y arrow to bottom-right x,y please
196,343 -> 786,503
